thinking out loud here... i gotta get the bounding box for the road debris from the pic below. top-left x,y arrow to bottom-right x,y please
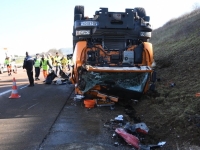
170,82 -> 176,87
105,114 -> 166,149
124,122 -> 149,135
115,128 -> 140,149
96,99 -> 115,107
195,93 -> 200,97
73,95 -> 84,101
115,115 -> 123,121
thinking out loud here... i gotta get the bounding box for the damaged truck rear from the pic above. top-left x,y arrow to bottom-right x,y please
70,6 -> 155,103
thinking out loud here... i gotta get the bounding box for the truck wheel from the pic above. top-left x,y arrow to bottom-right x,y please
74,5 -> 84,21
134,7 -> 146,18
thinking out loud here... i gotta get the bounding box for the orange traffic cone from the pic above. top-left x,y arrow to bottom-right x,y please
9,77 -> 21,99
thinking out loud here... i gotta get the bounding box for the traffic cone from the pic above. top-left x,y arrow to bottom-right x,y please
9,77 -> 21,99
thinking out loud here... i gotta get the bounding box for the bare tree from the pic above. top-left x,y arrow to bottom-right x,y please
47,49 -> 63,56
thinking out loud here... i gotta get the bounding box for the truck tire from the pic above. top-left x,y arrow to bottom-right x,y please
73,5 -> 84,50
134,7 -> 146,18
74,5 -> 84,21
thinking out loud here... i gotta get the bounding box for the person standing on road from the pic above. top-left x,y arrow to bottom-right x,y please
4,57 -> 12,76
67,55 -> 72,71
54,52 -> 61,76
47,53 -> 54,73
11,58 -> 17,74
23,52 -> 34,87
47,53 -> 55,67
60,55 -> 67,73
34,53 -> 41,81
40,54 -> 52,82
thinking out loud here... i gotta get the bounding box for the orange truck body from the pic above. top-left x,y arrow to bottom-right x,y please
70,6 -> 155,102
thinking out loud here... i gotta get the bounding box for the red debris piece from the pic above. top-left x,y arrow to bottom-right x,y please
115,128 -> 139,149
136,128 -> 148,134
195,93 -> 200,97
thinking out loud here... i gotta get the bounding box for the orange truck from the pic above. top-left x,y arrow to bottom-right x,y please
70,6 -> 156,103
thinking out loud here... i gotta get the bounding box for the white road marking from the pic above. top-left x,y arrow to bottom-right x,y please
0,90 -> 12,96
20,85 -> 28,89
27,102 -> 39,110
0,85 -> 28,96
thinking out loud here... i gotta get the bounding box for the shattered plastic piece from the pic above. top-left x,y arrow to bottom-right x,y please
110,119 -> 115,122
115,115 -> 123,121
112,133 -> 117,138
158,141 -> 166,146
114,142 -> 119,147
124,122 -> 149,134
170,82 -> 175,87
139,141 -> 166,150
74,95 -> 84,101
115,128 -> 139,149
75,95 -> 85,99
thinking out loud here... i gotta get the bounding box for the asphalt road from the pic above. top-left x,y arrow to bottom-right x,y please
0,69 -> 135,150
0,69 -> 74,150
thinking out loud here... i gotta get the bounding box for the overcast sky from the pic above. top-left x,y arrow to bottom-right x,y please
0,0 -> 199,55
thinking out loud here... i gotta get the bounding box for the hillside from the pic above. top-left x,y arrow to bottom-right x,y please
134,8 -> 200,149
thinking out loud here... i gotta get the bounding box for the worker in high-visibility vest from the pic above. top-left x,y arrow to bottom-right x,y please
47,53 -> 54,67
4,57 -> 12,76
60,55 -> 67,73
34,53 -> 41,80
67,55 -> 72,71
40,54 -> 52,82
54,52 -> 61,76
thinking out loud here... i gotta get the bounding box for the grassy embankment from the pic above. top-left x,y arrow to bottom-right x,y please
136,8 -> 200,146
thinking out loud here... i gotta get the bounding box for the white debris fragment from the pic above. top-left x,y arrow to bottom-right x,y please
158,141 -> 166,146
115,115 -> 123,121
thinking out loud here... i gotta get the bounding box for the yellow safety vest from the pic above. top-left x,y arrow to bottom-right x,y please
34,59 -> 41,67
41,59 -> 49,70
61,57 -> 67,65
54,56 -> 61,66
4,59 -> 11,65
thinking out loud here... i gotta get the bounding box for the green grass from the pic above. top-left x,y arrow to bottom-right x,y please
139,8 -> 200,146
